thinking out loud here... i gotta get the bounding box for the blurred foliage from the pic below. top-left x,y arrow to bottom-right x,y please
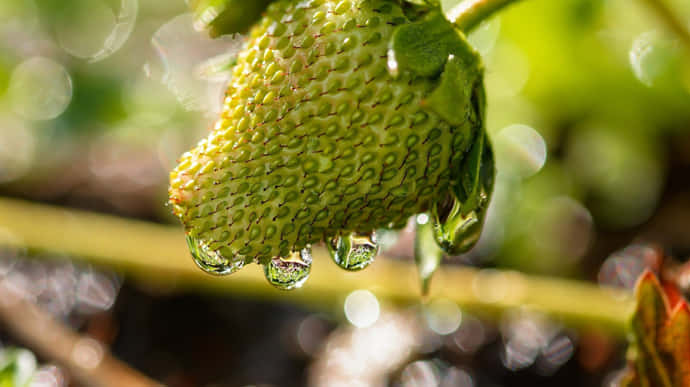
0,348 -> 36,387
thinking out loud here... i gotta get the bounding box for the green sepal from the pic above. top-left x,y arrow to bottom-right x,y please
426,54 -> 482,126
388,11 -> 479,78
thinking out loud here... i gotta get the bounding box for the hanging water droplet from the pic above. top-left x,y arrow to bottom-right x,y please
327,232 -> 378,271
415,215 -> 443,295
185,235 -> 244,275
433,130 -> 495,255
264,247 -> 312,290
432,195 -> 482,255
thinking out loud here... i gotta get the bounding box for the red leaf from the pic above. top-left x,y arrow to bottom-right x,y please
619,270 -> 690,387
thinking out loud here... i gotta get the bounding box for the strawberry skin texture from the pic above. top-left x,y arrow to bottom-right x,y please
169,0 -> 481,263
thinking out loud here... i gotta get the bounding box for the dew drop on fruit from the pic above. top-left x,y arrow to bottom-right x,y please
431,194 -> 484,255
327,232 -> 379,271
415,215 -> 443,295
185,235 -> 244,275
264,247 -> 312,290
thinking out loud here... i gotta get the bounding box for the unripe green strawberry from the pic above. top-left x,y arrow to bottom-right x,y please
169,0 -> 490,283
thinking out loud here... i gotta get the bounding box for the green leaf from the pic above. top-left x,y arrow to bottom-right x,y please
620,270 -> 690,387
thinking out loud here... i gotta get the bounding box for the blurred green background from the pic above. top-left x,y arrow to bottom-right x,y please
0,0 -> 689,386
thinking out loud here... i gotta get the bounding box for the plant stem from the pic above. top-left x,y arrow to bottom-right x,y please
642,0 -> 690,54
449,0 -> 523,32
0,197 -> 634,336
0,283 -> 159,386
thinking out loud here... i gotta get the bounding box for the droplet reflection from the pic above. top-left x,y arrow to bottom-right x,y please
264,247 -> 312,290
328,232 -> 378,271
186,234 -> 244,276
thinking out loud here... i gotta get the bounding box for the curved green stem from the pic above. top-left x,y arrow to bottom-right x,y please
0,197 -> 634,336
449,0 -> 523,32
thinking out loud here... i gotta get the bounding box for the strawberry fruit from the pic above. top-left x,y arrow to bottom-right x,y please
169,0 -> 494,289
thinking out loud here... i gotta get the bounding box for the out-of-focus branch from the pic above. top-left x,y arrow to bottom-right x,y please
642,0 -> 690,54
0,197 -> 633,336
0,283 -> 159,387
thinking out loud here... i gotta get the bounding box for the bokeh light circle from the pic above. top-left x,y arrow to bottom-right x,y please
424,298 -> 462,335
8,57 -> 72,120
344,290 -> 380,328
494,124 -> 547,178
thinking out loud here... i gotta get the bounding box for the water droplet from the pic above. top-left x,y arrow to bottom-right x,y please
8,57 -> 72,120
432,199 -> 482,255
264,247 -> 312,290
415,216 -> 443,295
432,131 -> 494,255
185,235 -> 244,275
328,232 -> 378,271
